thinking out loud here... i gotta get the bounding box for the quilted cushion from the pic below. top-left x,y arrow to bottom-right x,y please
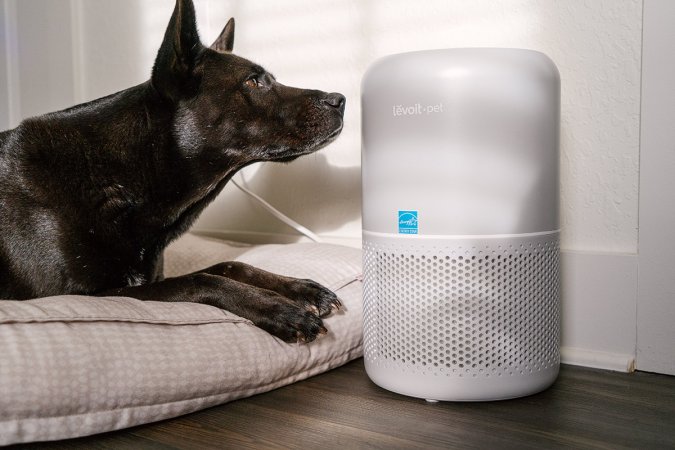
0,234 -> 363,445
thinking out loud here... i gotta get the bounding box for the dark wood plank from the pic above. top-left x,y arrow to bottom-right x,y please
12,359 -> 675,449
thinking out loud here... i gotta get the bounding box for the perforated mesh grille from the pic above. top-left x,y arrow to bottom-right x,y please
363,235 -> 560,378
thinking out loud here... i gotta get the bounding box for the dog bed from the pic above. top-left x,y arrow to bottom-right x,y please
0,234 -> 363,445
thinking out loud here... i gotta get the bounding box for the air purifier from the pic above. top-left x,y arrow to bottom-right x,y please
361,48 -> 561,401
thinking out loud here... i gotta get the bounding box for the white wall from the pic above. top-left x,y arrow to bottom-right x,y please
1,0 -> 77,123
1,0 -> 665,373
0,1 -> 8,130
637,0 -> 675,376
0,0 -> 15,130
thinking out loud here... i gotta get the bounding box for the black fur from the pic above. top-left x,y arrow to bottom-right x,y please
0,0 -> 345,343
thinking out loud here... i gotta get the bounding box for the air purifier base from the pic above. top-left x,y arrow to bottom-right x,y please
365,360 -> 560,402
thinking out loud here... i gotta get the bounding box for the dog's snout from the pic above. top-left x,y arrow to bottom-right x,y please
320,93 -> 346,112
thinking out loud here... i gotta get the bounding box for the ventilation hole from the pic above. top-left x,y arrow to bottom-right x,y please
363,236 -> 561,378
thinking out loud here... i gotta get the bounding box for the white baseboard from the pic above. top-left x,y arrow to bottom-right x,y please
560,251 -> 638,372
561,347 -> 636,372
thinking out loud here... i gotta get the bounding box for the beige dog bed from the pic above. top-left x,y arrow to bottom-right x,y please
0,234 -> 363,445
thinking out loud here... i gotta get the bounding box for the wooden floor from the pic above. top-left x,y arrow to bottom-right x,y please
14,359 -> 675,449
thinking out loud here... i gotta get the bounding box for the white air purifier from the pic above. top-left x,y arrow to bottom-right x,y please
361,48 -> 561,402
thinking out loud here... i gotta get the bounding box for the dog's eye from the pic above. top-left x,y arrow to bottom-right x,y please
245,78 -> 259,89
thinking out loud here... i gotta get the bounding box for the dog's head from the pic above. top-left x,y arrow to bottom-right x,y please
151,0 -> 345,164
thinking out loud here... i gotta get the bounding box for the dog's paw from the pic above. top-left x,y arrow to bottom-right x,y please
280,278 -> 342,318
255,300 -> 327,344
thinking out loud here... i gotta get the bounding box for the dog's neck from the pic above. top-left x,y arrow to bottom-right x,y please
20,81 -> 240,252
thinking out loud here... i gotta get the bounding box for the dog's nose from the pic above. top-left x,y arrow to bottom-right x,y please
320,93 -> 346,112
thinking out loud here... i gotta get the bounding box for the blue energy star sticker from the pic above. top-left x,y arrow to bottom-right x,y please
398,210 -> 418,234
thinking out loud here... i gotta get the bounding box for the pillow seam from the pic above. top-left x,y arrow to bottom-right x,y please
0,316 -> 250,326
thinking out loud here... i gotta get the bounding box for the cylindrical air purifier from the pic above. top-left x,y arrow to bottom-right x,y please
361,48 -> 561,401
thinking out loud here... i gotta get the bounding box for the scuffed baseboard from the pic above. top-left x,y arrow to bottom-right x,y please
561,347 -> 636,372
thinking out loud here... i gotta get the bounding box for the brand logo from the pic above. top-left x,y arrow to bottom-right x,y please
398,210 -> 418,234
392,103 -> 444,117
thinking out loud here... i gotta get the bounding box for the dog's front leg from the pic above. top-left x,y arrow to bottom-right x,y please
100,269 -> 330,343
196,262 -> 342,317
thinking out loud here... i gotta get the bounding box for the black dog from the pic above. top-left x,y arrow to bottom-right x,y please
0,0 -> 345,343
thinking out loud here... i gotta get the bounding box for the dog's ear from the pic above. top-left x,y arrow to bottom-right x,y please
210,18 -> 235,53
152,0 -> 204,100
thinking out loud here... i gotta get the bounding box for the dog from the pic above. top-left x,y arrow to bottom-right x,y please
0,0 -> 345,343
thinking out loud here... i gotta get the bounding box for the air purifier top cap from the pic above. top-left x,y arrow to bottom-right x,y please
361,48 -> 560,237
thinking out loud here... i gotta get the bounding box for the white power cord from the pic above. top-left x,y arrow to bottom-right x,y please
231,176 -> 324,243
